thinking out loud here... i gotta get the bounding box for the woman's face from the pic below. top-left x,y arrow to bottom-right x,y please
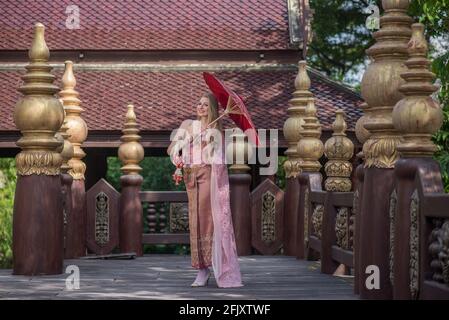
196,96 -> 209,118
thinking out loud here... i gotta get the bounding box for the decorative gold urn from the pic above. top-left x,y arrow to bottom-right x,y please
283,60 -> 312,178
297,100 -> 324,173
118,105 -> 145,175
392,23 -> 443,157
60,61 -> 88,180
58,112 -> 74,174
324,110 -> 354,192
360,0 -> 413,168
14,23 -> 64,176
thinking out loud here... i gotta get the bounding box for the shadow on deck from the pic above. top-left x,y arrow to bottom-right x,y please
0,255 -> 357,300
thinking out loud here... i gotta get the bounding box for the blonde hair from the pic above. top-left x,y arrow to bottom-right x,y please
198,92 -> 223,132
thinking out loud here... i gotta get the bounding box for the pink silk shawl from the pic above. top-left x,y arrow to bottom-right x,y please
209,138 -> 243,288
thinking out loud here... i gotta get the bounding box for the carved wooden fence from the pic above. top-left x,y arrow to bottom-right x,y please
140,191 -> 189,244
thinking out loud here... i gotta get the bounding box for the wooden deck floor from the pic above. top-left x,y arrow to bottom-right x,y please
0,255 -> 357,300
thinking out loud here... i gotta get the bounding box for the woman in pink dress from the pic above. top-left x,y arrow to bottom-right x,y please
167,92 -> 243,288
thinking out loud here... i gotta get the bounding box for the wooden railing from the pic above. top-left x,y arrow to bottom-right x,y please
299,173 -> 355,274
139,191 -> 189,245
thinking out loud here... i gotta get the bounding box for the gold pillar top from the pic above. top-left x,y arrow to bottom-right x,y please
29,23 -> 49,62
118,104 -> 144,175
360,0 -> 413,168
295,61 -> 311,91
283,60 -> 313,178
59,112 -> 74,174
13,23 -> 64,176
297,99 -> 324,173
324,110 -> 354,192
60,60 -> 87,180
392,23 -> 443,157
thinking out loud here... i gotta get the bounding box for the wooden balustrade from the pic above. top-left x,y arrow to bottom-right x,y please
139,191 -> 190,245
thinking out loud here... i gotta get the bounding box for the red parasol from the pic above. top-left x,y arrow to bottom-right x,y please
203,72 -> 261,147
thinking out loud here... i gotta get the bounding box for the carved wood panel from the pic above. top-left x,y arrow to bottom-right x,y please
250,179 -> 284,255
86,179 -> 120,255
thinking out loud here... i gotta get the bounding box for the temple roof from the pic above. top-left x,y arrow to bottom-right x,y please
1,0 -> 292,51
0,0 -> 363,150
0,66 -> 362,133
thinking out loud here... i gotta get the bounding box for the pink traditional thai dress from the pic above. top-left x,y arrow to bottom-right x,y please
182,132 -> 243,288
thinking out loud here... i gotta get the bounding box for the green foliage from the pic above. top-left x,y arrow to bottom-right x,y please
106,157 -> 186,192
277,156 -> 287,189
107,157 -> 186,254
309,0 -> 379,85
410,0 -> 449,192
0,159 -> 15,268
310,0 -> 449,191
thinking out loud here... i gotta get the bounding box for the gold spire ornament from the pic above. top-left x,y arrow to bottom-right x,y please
60,61 -> 88,180
13,23 -> 64,175
360,0 -> 413,168
58,111 -> 74,174
324,110 -> 354,192
283,60 -> 312,178
297,99 -> 324,173
118,105 -> 144,175
392,23 -> 443,157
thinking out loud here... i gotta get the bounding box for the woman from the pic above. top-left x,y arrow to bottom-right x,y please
167,92 -> 243,288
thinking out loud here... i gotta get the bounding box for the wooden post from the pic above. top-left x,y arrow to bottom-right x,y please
354,102 -> 369,295
118,105 -> 144,256
358,0 -> 413,299
321,110 -> 354,274
282,61 -> 310,256
227,130 -> 252,255
353,161 -> 365,294
57,110 -> 74,258
12,23 -> 65,275
296,77 -> 324,260
391,24 -> 444,299
61,61 -> 88,259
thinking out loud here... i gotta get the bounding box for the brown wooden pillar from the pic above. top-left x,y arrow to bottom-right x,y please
282,60 -> 311,256
283,177 -> 300,255
358,0 -> 413,300
227,130 -> 252,255
118,105 -> 144,256
12,23 -> 65,275
391,23 -> 444,299
354,162 -> 365,295
120,174 -> 144,256
229,172 -> 252,255
296,174 -> 308,259
57,109 -> 75,259
61,173 -> 73,255
61,61 -> 88,259
321,110 -> 354,274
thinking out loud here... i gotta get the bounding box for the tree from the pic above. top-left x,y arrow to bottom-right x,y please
309,0 -> 449,191
410,0 -> 449,191
309,0 -> 380,85
0,159 -> 15,268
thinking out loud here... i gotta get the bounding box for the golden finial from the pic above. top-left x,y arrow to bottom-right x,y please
59,110 -> 74,174
360,0 -> 413,168
324,110 -> 354,192
282,60 -> 312,178
13,23 -> 64,175
297,99 -> 324,173
392,23 -> 443,157
29,23 -> 50,62
118,105 -> 144,175
60,60 -> 87,180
